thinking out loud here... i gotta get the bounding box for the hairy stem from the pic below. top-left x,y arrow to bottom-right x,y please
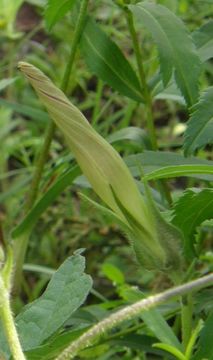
0,277 -> 25,360
56,273 -> 213,360
13,0 -> 90,292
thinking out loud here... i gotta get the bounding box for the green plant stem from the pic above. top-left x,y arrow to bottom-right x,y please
0,277 -> 25,359
13,0 -> 90,292
56,273 -> 213,360
185,320 -> 202,360
125,10 -> 157,150
24,120 -> 55,210
181,294 -> 193,350
60,0 -> 89,92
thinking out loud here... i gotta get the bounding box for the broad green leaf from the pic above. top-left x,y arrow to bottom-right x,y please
125,150 -> 213,182
129,2 -> 201,106
12,165 -> 81,238
80,17 -> 143,102
184,87 -> 213,156
192,311 -> 213,360
193,20 -> 213,62
107,126 -> 151,149
172,188 -> 213,258
44,0 -> 77,30
144,165 -> 213,181
0,253 -> 92,358
17,253 -> 92,350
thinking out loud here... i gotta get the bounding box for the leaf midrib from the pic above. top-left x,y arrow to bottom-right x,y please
83,33 -> 143,102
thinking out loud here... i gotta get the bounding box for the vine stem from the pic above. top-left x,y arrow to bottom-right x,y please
13,0 -> 90,292
56,273 -> 213,360
0,277 -> 26,360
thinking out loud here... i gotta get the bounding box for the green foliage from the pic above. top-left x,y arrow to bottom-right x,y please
193,20 -> 213,62
172,188 -> 213,258
18,252 -> 91,349
107,126 -> 151,149
0,0 -> 23,37
80,17 -> 143,102
184,87 -> 213,156
192,311 -> 213,360
0,1 -> 212,359
12,166 -> 81,238
0,78 -> 17,92
44,0 -> 77,30
1,252 -> 92,356
125,150 -> 213,181
144,164 -> 213,181
129,2 -> 201,106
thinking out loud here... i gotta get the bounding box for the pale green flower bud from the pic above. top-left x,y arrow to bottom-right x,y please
18,62 -> 182,271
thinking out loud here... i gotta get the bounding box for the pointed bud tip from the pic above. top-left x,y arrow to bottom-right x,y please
18,61 -> 32,71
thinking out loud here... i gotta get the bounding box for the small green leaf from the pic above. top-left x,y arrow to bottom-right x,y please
17,253 -> 92,350
129,2 -> 201,106
102,263 -> 125,285
193,20 -> 213,62
80,17 -> 143,102
144,165 -> 213,181
45,0 -> 77,30
172,188 -> 213,258
184,87 -> 213,156
153,343 -> 186,360
192,312 -> 213,360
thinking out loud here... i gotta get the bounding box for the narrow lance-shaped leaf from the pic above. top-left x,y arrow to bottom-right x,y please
184,87 -> 213,156
80,17 -> 144,103
129,2 -> 201,106
19,61 -> 182,272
